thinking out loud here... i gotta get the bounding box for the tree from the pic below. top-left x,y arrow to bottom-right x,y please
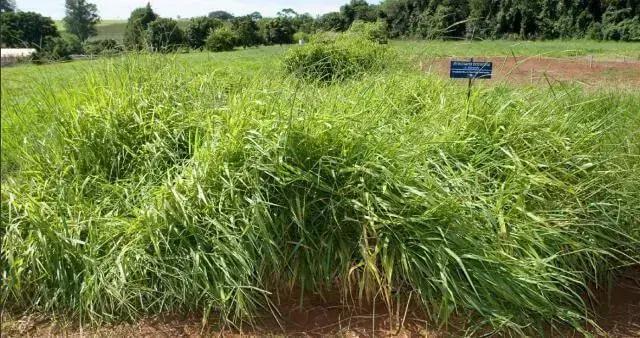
208,10 -> 234,21
0,11 -> 59,48
248,11 -> 262,20
278,8 -> 298,18
123,2 -> 158,50
186,16 -> 223,49
205,26 -> 236,51
231,16 -> 262,47
417,0 -> 470,39
317,12 -> 348,31
265,17 -> 294,45
466,0 -> 498,38
292,13 -> 315,34
601,7 -> 640,41
147,18 -> 185,52
0,0 -> 16,13
340,0 -> 379,25
63,0 -> 100,41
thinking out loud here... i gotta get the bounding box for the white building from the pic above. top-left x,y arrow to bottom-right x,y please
1,48 -> 37,66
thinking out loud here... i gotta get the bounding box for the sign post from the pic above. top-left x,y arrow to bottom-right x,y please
449,59 -> 493,117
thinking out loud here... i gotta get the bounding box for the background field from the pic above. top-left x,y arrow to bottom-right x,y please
53,18 -> 640,57
2,40 -> 639,337
56,19 -> 191,42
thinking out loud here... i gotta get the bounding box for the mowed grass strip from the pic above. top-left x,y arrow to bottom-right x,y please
1,42 -> 639,336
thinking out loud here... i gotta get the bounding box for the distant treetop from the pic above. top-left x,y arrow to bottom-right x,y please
208,10 -> 234,21
0,0 -> 16,13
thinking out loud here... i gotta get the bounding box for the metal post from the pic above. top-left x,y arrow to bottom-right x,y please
466,57 -> 473,118
530,68 -> 534,84
467,57 -> 473,102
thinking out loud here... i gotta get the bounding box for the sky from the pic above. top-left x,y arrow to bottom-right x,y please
15,0 -> 378,20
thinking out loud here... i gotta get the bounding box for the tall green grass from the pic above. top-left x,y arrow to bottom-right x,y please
283,31 -> 391,82
1,48 -> 639,335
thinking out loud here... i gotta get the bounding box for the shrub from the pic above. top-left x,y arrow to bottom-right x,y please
83,38 -> 122,55
347,20 -> 388,44
205,27 -> 236,52
293,31 -> 310,43
308,31 -> 341,44
147,18 -> 186,52
283,31 -> 390,82
33,32 -> 83,62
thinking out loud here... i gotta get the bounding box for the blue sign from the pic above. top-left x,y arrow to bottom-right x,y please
450,61 -> 493,79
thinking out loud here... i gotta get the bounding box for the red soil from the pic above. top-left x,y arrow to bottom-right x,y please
420,56 -> 640,87
4,269 -> 639,337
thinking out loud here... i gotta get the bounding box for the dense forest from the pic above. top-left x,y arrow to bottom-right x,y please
337,0 -> 640,41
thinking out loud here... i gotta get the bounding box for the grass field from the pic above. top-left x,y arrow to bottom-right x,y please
2,40 -> 639,336
396,39 -> 640,59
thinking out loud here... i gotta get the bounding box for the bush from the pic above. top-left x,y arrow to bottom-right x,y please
205,27 -> 236,52
283,31 -> 390,82
308,31 -> 341,44
147,18 -> 186,52
83,38 -> 123,55
33,32 -> 83,63
293,31 -> 310,43
347,20 -> 388,44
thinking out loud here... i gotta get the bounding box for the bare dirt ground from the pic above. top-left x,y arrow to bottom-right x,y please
3,268 -> 639,337
589,267 -> 640,338
420,56 -> 640,87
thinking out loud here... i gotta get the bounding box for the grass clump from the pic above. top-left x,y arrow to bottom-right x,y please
1,47 -> 639,336
347,20 -> 389,44
283,31 -> 390,82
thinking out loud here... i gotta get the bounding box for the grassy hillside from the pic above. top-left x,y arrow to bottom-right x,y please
2,41 -> 639,336
56,19 -> 191,42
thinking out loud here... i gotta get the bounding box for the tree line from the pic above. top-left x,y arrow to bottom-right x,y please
316,0 -> 639,41
378,0 -> 640,41
1,0 -> 638,62
120,4 -> 317,52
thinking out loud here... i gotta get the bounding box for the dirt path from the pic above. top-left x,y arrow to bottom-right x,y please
420,56 -> 640,87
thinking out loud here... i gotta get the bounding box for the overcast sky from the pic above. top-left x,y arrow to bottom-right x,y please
15,0 -> 379,20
